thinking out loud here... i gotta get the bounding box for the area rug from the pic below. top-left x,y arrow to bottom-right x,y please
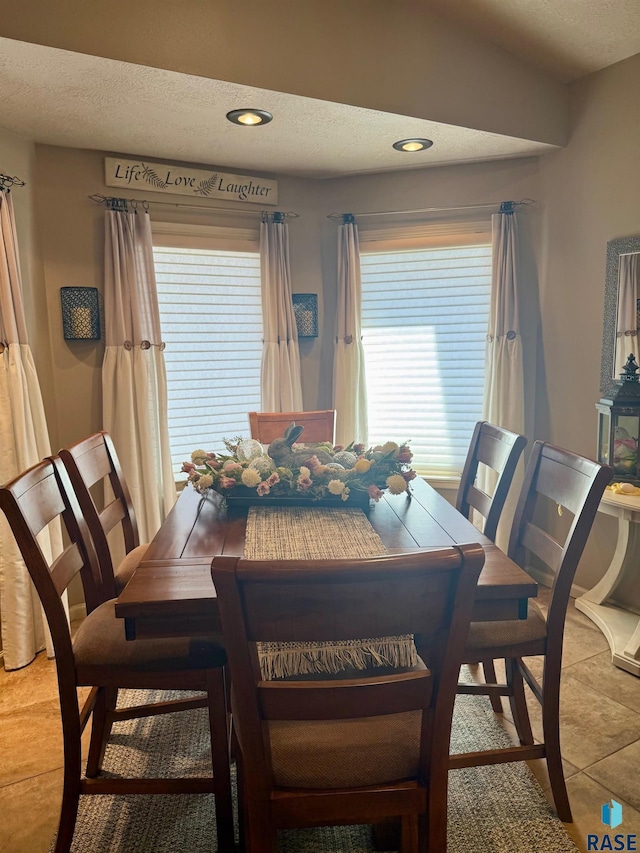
50,684 -> 578,853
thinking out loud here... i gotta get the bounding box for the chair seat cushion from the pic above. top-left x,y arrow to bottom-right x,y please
265,658 -> 428,789
114,543 -> 149,593
73,600 -> 226,681
268,710 -> 422,789
464,600 -> 547,654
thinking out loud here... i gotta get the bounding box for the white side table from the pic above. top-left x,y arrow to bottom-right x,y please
575,490 -> 640,676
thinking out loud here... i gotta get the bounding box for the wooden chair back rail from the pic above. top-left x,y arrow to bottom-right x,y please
258,672 -> 434,721
99,498 -> 127,536
456,421 -> 527,543
519,522 -> 564,572
466,485 -> 492,518
238,554 -> 461,642
248,409 -> 336,444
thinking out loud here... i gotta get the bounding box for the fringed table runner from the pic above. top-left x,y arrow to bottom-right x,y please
244,506 -> 417,679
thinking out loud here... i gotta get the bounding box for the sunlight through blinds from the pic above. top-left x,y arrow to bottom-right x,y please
360,244 -> 492,478
154,246 -> 262,475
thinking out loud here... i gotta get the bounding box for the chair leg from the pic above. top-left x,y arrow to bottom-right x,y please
55,707 -> 83,853
506,658 -> 534,746
541,660 -> 572,823
86,686 -> 118,778
481,658 -> 503,713
244,799 -> 278,853
206,668 -> 235,852
400,814 -> 419,853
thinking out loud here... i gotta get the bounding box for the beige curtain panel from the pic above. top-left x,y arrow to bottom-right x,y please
0,190 -> 62,670
480,209 -> 525,549
102,208 -> 175,545
333,219 -> 368,445
259,216 -> 303,412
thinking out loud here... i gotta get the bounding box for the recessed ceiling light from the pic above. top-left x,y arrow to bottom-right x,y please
392,138 -> 433,152
226,109 -> 273,126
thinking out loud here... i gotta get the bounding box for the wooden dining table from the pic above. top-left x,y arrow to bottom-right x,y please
115,477 -> 537,641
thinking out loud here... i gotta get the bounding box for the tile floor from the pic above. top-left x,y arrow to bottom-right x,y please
1,590 -> 639,852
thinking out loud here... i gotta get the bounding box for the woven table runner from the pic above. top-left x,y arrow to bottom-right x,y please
244,506 -> 417,679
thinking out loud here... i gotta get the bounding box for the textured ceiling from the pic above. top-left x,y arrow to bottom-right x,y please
0,38 -> 556,180
426,0 -> 640,82
1,0 -> 639,179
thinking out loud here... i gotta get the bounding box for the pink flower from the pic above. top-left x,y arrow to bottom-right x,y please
223,461 -> 242,472
206,452 -> 217,459
368,484 -> 384,502
397,448 -> 413,464
266,472 -> 280,487
207,460 -> 221,470
181,462 -> 195,473
305,455 -> 321,470
333,444 -> 344,452
353,443 -> 366,455
402,469 -> 417,482
257,482 -> 271,496
219,475 -> 237,489
297,476 -> 313,490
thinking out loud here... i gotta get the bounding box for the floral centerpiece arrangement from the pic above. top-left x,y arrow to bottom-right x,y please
181,424 -> 415,505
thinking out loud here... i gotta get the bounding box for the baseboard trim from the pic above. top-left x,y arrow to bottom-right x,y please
524,564 -> 588,600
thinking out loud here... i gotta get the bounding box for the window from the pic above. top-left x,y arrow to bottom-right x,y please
153,226 -> 261,475
360,227 -> 492,479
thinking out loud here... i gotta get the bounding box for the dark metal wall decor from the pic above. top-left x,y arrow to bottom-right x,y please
292,293 -> 318,338
61,287 -> 101,340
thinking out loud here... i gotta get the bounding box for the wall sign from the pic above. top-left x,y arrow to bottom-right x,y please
104,157 -> 278,205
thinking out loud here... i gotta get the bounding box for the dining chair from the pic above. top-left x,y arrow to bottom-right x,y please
248,409 -> 336,444
456,420 -> 527,708
58,431 -> 147,602
453,441 -> 612,823
212,543 -> 485,853
0,458 -> 234,853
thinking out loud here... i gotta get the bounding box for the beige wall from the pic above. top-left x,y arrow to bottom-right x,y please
0,0 -> 567,146
537,52 -> 640,590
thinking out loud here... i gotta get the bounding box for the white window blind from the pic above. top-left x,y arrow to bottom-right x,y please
153,245 -> 262,475
360,241 -> 492,478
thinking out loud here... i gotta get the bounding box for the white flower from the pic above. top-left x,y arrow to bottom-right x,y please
241,469 -> 262,487
327,479 -> 346,495
386,474 -> 408,494
197,473 -> 213,490
298,466 -> 311,478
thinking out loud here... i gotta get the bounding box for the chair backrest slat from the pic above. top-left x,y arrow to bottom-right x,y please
519,520 -> 564,573
258,670 -> 433,721
457,421 -> 527,542
248,410 -> 336,445
50,543 -> 87,597
99,497 -> 127,535
238,552 -> 461,642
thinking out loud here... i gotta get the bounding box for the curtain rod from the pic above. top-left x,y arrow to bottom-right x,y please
0,174 -> 26,190
88,194 -> 299,218
327,198 -> 535,220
